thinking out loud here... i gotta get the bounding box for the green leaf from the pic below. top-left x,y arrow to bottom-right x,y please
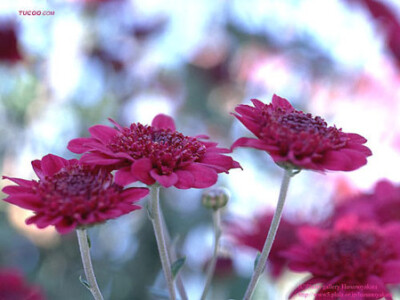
87,235 -> 91,248
171,257 -> 186,279
254,252 -> 261,270
79,275 -> 91,290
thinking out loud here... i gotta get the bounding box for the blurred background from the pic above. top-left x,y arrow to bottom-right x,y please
1,0 -> 400,299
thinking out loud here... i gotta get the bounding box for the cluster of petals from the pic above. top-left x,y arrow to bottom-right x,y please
227,211 -> 298,278
333,179 -> 400,224
68,114 -> 240,189
2,154 -> 149,234
284,215 -> 400,300
231,94 -> 372,172
0,268 -> 45,300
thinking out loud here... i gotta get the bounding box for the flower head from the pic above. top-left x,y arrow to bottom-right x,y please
68,114 -> 240,189
2,154 -> 149,234
232,94 -> 372,171
0,268 -> 45,300
228,211 -> 298,278
284,216 -> 400,299
333,179 -> 400,224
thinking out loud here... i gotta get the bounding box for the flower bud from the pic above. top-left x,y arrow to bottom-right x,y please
202,187 -> 230,210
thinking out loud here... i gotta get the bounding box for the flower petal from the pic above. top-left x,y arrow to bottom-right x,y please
41,154 -> 68,177
130,158 -> 155,185
271,94 -> 294,111
321,149 -> 368,171
200,154 -> 238,173
4,194 -> 42,210
149,170 -> 178,188
114,167 -> 137,186
121,187 -> 149,202
54,218 -> 77,234
88,125 -> 118,142
174,170 -> 195,189
80,152 -> 123,166
31,160 -> 44,180
231,137 -> 270,152
2,176 -> 33,188
2,185 -> 33,195
67,137 -> 95,154
151,114 -> 176,131
183,164 -> 218,188
289,277 -> 323,299
232,113 -> 261,137
108,118 -> 124,131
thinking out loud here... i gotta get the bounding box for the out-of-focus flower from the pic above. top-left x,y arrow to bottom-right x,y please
2,154 -> 149,234
228,211 -> 298,278
68,114 -> 240,189
344,0 -> 400,68
284,215 -> 400,299
0,269 -> 45,300
333,179 -> 400,224
232,94 -> 372,172
203,253 -> 234,279
0,20 -> 22,63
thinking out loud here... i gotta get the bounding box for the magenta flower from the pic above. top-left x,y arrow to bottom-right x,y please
333,179 -> 400,224
68,114 -> 240,189
0,269 -> 45,300
284,215 -> 400,299
228,211 -> 298,278
232,94 -> 372,171
2,154 -> 149,234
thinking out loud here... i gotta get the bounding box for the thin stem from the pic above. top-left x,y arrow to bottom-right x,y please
160,209 -> 188,300
149,185 -> 177,300
243,168 -> 294,300
200,209 -> 222,300
76,228 -> 104,300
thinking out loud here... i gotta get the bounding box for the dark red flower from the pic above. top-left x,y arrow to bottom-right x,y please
0,269 -> 45,300
333,179 -> 400,224
231,94 -> 372,171
228,211 -> 298,278
0,20 -> 22,63
2,154 -> 148,234
68,114 -> 240,189
284,216 -> 400,299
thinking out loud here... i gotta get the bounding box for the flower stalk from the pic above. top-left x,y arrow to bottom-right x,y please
76,228 -> 104,300
149,185 -> 176,300
200,209 -> 222,300
243,168 -> 294,300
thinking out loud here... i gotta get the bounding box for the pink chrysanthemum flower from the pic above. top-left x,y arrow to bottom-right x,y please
284,216 -> 400,300
68,114 -> 240,189
2,154 -> 149,234
0,269 -> 45,300
232,94 -> 372,171
333,179 -> 400,224
228,211 -> 298,278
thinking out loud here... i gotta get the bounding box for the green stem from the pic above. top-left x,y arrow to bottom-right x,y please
160,209 -> 188,300
200,209 -> 222,300
76,228 -> 104,300
149,185 -> 176,300
243,168 -> 294,300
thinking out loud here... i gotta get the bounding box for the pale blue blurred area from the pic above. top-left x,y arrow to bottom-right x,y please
1,0 -> 400,299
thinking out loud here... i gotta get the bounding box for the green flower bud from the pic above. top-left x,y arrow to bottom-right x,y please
202,187 -> 230,210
